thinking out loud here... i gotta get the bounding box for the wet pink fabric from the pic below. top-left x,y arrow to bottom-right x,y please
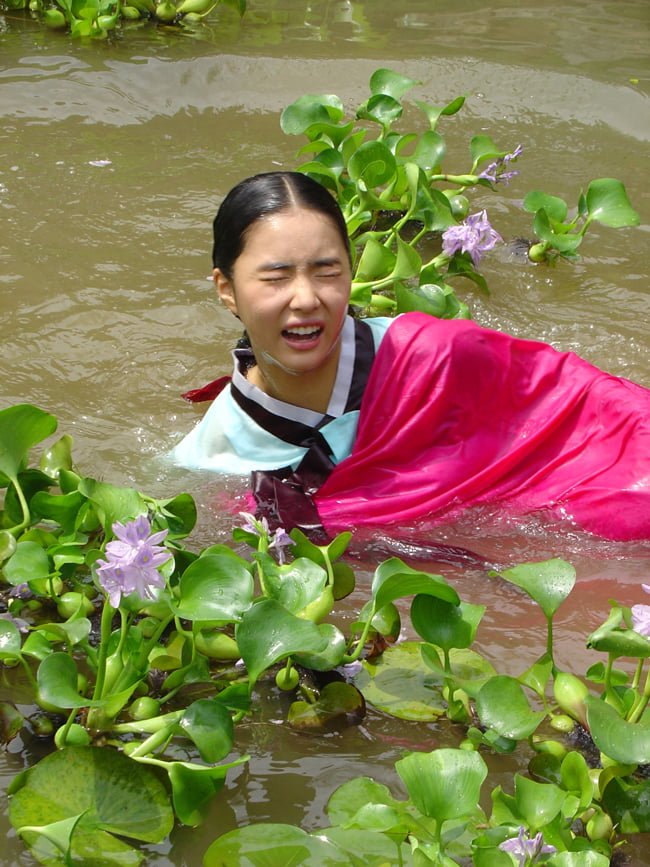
315,313 -> 650,541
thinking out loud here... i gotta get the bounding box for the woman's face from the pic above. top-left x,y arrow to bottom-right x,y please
215,207 -> 352,391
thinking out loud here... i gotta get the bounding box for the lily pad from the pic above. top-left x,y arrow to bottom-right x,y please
9,746 -> 173,865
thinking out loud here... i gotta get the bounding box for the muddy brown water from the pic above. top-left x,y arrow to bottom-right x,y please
1,0 -> 649,863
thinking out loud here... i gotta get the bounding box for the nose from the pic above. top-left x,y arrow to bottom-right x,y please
289,276 -> 320,311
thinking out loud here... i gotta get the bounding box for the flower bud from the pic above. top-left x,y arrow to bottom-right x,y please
195,630 -> 240,660
129,697 -> 161,720
121,5 -> 142,18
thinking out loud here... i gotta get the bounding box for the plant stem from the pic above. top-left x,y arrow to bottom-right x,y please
92,600 -> 115,701
627,666 -> 650,724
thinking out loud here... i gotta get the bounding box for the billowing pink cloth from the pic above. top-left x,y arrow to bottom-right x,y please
315,313 -> 650,541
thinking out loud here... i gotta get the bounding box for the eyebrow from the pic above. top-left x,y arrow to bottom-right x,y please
257,256 -> 344,272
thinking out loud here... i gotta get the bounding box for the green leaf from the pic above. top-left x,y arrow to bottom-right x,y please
357,94 -> 403,129
36,652 -> 99,709
476,675 -> 545,739
371,558 -> 459,611
31,490 -> 86,536
369,68 -> 420,100
0,618 -> 23,661
235,598 -> 329,688
354,238 -> 395,282
327,776 -> 404,826
470,134 -> 505,166
354,641 -> 446,720
9,746 -> 173,859
280,94 -> 345,135
177,698 -> 234,763
348,141 -> 397,189
259,553 -> 328,614
586,694 -> 650,763
560,750 -> 594,812
523,191 -> 568,222
600,776 -> 650,833
585,178 -> 640,227
411,130 -> 446,170
396,283 -> 464,319
489,558 -> 575,619
173,554 -> 254,622
77,478 -> 147,533
512,773 -> 567,833
292,623 -> 347,670
396,748 -> 487,823
158,757 -> 247,827
411,595 -> 485,651
204,823 -> 349,866
548,852 -> 610,867
288,682 -> 365,730
415,95 -> 465,131
532,210 -> 583,254
4,540 -> 52,587
0,404 -> 57,485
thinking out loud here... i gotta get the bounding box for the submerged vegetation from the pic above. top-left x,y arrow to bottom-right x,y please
1,403 -> 649,865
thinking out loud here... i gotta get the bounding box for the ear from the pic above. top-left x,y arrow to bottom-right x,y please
214,268 -> 238,316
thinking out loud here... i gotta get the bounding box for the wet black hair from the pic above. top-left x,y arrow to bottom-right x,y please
211,171 -> 351,277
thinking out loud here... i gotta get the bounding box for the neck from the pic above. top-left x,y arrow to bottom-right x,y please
248,342 -> 342,414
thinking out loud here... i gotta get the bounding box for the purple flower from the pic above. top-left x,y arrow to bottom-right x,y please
442,210 -> 502,267
238,512 -> 293,564
95,515 -> 171,608
499,828 -> 556,866
479,144 -> 523,185
632,584 -> 650,637
270,527 -> 293,564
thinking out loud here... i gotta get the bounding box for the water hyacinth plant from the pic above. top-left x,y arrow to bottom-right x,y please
280,68 -> 639,318
1,402 -> 649,866
0,0 -> 245,37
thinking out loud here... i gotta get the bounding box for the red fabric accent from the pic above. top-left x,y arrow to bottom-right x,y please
315,313 -> 650,541
181,376 -> 231,403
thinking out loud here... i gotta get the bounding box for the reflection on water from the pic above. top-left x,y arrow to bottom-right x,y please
1,0 -> 649,863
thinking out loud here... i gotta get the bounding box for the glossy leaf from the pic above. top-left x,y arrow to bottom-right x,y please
36,652 -> 99,709
9,746 -> 173,858
548,853 -> 610,867
371,557 -> 459,611
600,776 -> 650,833
355,641 -> 446,720
357,94 -> 403,129
396,748 -> 487,823
348,141 -> 396,188
77,478 -> 147,532
523,191 -> 568,221
158,757 -> 248,828
236,598 -> 329,688
489,558 -> 575,618
3,541 -> 51,586
280,93 -> 344,135
586,694 -> 650,763
173,554 -> 254,622
0,619 -> 23,660
259,553 -> 328,614
177,698 -> 234,763
585,178 -> 640,228
476,675 -> 545,739
411,594 -> 485,651
560,750 -> 593,812
415,95 -> 465,130
0,404 -> 57,485
204,823 -> 350,866
354,238 -> 395,282
288,682 -> 365,730
532,210 -> 583,254
327,776 -> 404,826
292,622 -> 347,670
512,773 -> 566,832
370,68 -> 419,100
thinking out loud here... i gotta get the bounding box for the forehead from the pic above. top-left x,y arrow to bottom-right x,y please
239,208 -> 347,265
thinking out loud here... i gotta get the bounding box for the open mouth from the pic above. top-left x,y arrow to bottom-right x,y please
282,325 -> 323,342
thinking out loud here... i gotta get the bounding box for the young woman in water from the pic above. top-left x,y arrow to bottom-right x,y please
173,171 -> 650,541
